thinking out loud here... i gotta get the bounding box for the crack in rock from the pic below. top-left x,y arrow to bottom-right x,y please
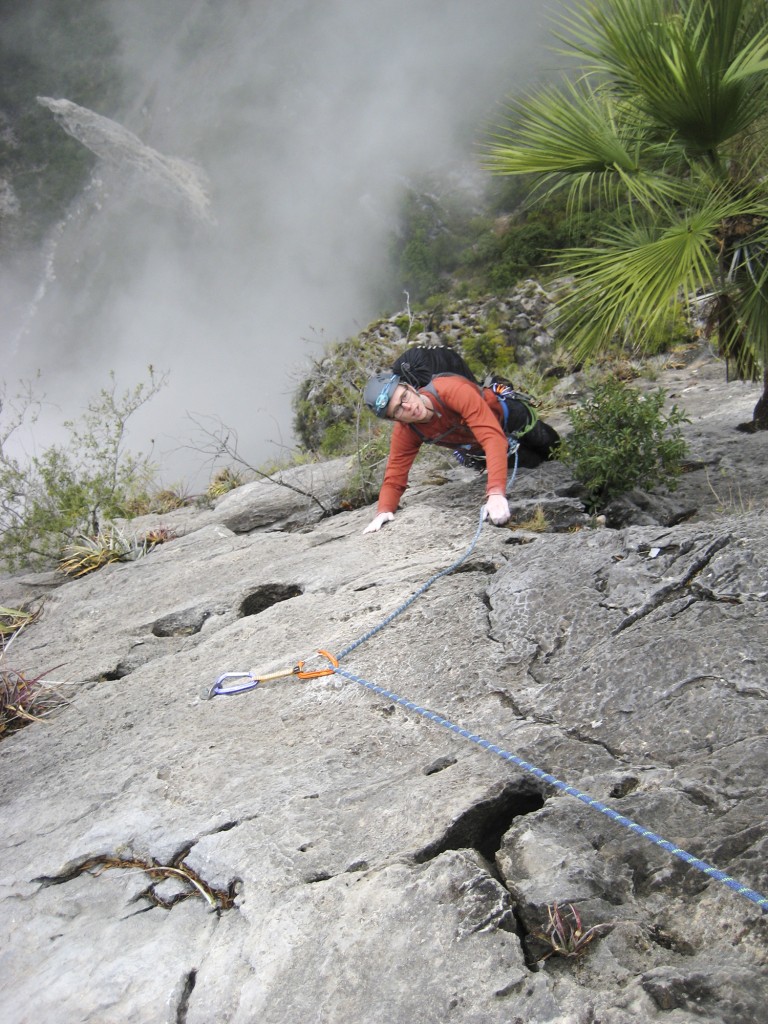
32,847 -> 238,913
152,605 -> 216,637
413,781 -> 545,865
175,969 -> 197,1024
452,560 -> 501,575
424,755 -> 458,776
563,725 -> 633,762
608,776 -> 640,798
239,583 -> 304,617
657,673 -> 768,704
612,534 -> 733,635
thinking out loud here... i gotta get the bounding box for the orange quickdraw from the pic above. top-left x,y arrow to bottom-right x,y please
293,649 -> 340,679
204,649 -> 340,699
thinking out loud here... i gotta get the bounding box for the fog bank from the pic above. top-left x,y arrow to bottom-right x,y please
2,0 -> 560,486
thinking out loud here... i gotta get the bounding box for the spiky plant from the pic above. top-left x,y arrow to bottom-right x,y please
0,605 -> 40,639
58,526 -> 132,578
149,487 -> 193,513
534,902 -> 612,962
206,467 -> 245,499
0,663 -> 67,736
136,526 -> 177,552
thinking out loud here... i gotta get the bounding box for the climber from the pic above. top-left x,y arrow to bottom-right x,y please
361,370 -> 559,533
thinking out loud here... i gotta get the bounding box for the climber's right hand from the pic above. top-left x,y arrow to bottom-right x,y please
363,512 -> 395,534
483,493 -> 511,526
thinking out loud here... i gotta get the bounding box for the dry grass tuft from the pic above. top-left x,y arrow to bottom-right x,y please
0,604 -> 41,639
206,467 -> 245,499
509,506 -> 550,532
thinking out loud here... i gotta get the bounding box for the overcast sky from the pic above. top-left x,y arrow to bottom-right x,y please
2,0 -> 563,486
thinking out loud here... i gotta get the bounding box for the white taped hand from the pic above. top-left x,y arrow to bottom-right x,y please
363,511 -> 395,534
483,494 -> 510,525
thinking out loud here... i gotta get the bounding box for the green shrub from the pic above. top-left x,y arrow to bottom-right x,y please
0,369 -> 166,571
391,314 -> 425,337
461,321 -> 513,378
292,376 -> 361,454
387,182 -> 500,303
559,378 -> 689,512
319,421 -> 356,457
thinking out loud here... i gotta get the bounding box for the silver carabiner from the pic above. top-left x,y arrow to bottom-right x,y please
201,672 -> 260,700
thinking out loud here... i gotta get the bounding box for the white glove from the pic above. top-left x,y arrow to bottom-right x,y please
363,511 -> 395,534
483,494 -> 510,525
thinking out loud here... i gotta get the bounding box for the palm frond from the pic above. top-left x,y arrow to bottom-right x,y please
551,200 -> 748,358
486,79 -> 639,179
486,0 -> 768,393
554,0 -> 768,153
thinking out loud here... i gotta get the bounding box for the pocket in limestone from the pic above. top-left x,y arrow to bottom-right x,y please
238,584 -> 304,617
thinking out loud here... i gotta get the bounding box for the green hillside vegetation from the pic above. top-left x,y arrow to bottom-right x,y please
386,174 -> 615,307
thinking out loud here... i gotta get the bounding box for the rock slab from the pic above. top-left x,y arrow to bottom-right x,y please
0,355 -> 767,1024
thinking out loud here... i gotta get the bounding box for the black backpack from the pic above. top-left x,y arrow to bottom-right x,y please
392,344 -> 537,409
391,345 -> 478,388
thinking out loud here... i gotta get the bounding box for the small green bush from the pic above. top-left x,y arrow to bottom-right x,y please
0,369 -> 166,571
391,314 -> 426,337
559,378 -> 689,512
461,321 -> 513,378
319,421 -> 355,457
339,428 -> 392,509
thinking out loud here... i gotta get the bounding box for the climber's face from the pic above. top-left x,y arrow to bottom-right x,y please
387,384 -> 433,423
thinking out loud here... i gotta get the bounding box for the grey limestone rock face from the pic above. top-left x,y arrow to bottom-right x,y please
0,356 -> 766,1023
214,459 -> 352,534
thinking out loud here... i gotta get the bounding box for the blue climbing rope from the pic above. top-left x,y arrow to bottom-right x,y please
208,501 -> 493,697
207,487 -> 768,914
337,446 -> 518,663
337,505 -> 486,660
334,666 -> 768,914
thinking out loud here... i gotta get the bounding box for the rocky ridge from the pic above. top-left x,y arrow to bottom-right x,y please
0,349 -> 767,1024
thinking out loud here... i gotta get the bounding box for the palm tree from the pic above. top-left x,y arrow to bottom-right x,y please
486,0 -> 768,429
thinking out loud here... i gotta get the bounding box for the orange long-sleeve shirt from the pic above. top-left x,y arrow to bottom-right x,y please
377,375 -> 509,514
